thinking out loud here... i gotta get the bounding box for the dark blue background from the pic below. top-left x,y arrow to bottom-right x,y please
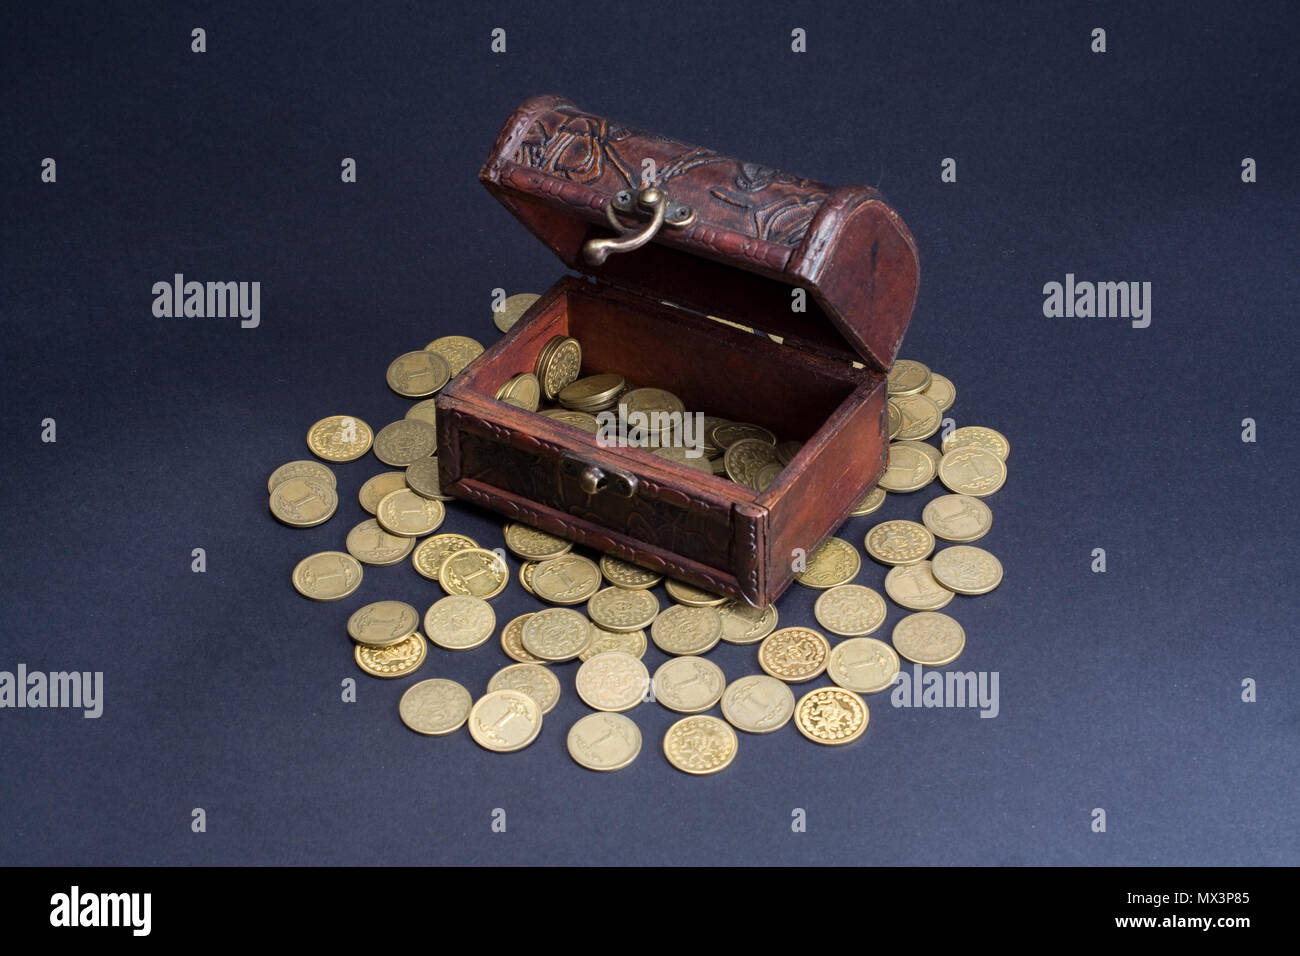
2,0 -> 1296,866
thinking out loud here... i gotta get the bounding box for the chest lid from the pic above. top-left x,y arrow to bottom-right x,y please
480,95 -> 919,372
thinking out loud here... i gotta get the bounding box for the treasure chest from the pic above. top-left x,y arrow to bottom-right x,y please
436,94 -> 919,608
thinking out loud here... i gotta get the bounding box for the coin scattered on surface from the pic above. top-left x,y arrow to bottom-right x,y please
494,292 -> 539,333
488,662 -> 561,714
758,627 -> 831,683
887,401 -> 903,439
532,554 -> 602,605
892,612 -> 966,666
938,444 -> 1007,497
567,712 -> 642,772
813,584 -> 887,637
941,425 -> 1010,461
423,594 -> 495,650
849,486 -> 887,516
719,675 -> 796,734
795,537 -> 860,588
521,607 -> 592,662
664,579 -> 728,607
651,605 -> 723,656
292,551 -> 363,602
467,689 -> 542,753
883,560 -> 955,611
652,656 -> 726,714
923,372 -> 956,412
887,359 -> 931,396
406,456 -> 453,501
412,532 -> 478,580
439,548 -> 509,598
268,459 -> 336,493
307,415 -> 373,462
931,545 -> 1003,595
404,398 -> 439,429
891,392 -> 942,441
922,494 -> 993,543
864,519 -> 935,566
576,652 -> 650,712
503,523 -> 573,561
355,632 -> 427,678
588,587 -> 659,632
599,554 -> 662,589
399,678 -> 472,735
580,625 -> 647,661
518,561 -> 538,595
269,475 -> 338,528
357,471 -> 407,515
877,442 -> 936,493
424,334 -> 484,376
373,419 -> 439,466
386,350 -> 451,398
663,715 -> 738,775
894,439 -> 943,474
348,600 -> 420,647
346,517 -> 416,566
827,638 -> 900,694
376,488 -> 446,537
716,600 -> 779,645
794,686 -> 869,745
499,613 -> 544,663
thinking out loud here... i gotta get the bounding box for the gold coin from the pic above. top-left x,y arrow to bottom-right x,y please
541,409 -> 601,433
622,387 -> 686,420
892,612 -> 966,666
887,358 -> 932,396
518,561 -> 539,595
922,494 -> 993,543
405,456 -> 454,501
723,437 -> 778,488
536,335 -> 582,401
758,627 -> 831,682
849,486 -> 887,517
652,656 -> 726,714
497,372 -> 540,411
719,675 -> 795,734
599,554 -> 662,589
827,638 -> 900,694
893,439 -> 943,474
503,522 -> 573,560
937,444 -> 1007,497
347,600 -> 420,647
653,445 -> 714,475
404,398 -> 439,429
424,334 -> 484,375
488,663 -> 562,714
923,372 -> 956,412
439,548 -> 508,598
576,652 -> 650,712
521,608 -> 591,662
716,600 -> 779,645
345,518 -> 416,566
558,373 -> 625,411
531,554 -> 602,605
386,350 -> 451,398
795,537 -> 860,588
651,605 -> 723,656
941,425 -> 1010,460
711,421 -> 775,449
423,594 -> 495,650
292,551 -> 363,602
467,689 -> 542,753
891,392 -> 942,441
399,678 -> 472,735
587,587 -> 659,632
794,686 -> 869,745
883,560 -> 955,611
411,532 -> 478,580
269,476 -> 337,528
357,471 -> 407,515
268,459 -> 335,493
664,579 -> 728,607
877,442 -> 936,493
775,440 -> 802,465
500,613 -> 544,663
931,545 -> 1003,595
579,625 -> 647,661
355,632 -> 426,678
864,519 -> 935,566
307,414 -> 373,462
376,488 -> 445,537
567,712 -> 642,771
373,419 -> 438,466
663,715 -> 738,775
699,416 -> 732,457
812,584 -> 887,637
494,292 -> 539,333
887,401 -> 902,439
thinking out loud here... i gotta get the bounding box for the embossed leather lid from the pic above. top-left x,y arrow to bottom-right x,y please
480,94 -> 919,372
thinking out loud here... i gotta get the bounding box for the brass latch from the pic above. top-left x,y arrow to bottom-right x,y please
582,186 -> 695,266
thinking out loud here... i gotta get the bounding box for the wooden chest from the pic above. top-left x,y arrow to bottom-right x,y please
436,95 -> 919,607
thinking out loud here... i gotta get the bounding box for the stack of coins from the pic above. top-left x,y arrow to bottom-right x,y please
557,373 -> 625,413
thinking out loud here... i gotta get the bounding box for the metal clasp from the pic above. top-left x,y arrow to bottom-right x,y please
559,455 -> 638,498
582,186 -> 695,266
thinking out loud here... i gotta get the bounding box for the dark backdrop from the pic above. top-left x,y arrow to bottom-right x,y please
2,0 -> 1297,866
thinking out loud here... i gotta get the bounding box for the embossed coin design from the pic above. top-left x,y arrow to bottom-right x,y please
575,652 -> 650,712
424,335 -> 484,376
531,554 -> 602,605
723,437 -> 778,489
521,608 -> 592,662
887,359 -> 932,396
488,663 -> 562,714
938,444 -> 1007,498
580,625 -> 648,661
663,579 -> 728,607
923,372 -> 956,412
347,600 -> 420,647
373,419 -> 438,467
467,690 -> 542,753
877,442 -> 936,493
884,560 -> 956,611
922,494 -> 993,543
399,679 -> 472,735
423,595 -> 495,650
651,605 -> 723,656
892,612 -> 967,666
941,425 -> 1010,460
355,632 -> 427,679
269,476 -> 338,528
794,687 -> 869,745
711,421 -> 776,449
357,471 -> 407,515
931,545 -> 1003,595
500,613 -> 544,664
652,656 -> 726,714
567,712 -> 642,771
758,627 -> 831,683
268,459 -> 335,493
865,519 -> 935,566
850,486 -> 887,517
375,488 -> 445,538
599,554 -> 663,589
494,292 -> 539,333
307,415 -> 373,462
503,523 -> 574,561
410,532 -> 476,581
405,456 -> 452,501
438,548 -> 508,599
795,537 -> 860,588
716,600 -> 779,645
386,350 -> 450,398
813,584 -> 887,637
404,398 -> 439,429
663,715 -> 738,775
891,392 -> 942,441
720,675 -> 796,734
827,638 -> 900,694
588,587 -> 659,632
346,518 -> 416,566
292,551 -> 363,602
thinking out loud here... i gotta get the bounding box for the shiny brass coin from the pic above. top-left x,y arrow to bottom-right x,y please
937,444 -> 1007,498
268,459 -> 336,494
931,545 -> 1003,595
375,488 -> 445,538
877,442 -> 936,493
698,416 -> 733,457
723,437 -> 778,488
663,715 -> 738,775
892,392 -> 942,441
355,632 -> 427,679
849,486 -> 887,517
652,656 -> 726,714
518,561 -> 539,595
532,554 -> 602,606
587,586 -> 659,632
537,335 -> 582,401
307,414 -> 373,462
923,372 -> 956,412
467,689 -> 543,753
559,373 -> 625,412
651,605 -> 724,656
346,518 -> 416,566
580,625 -> 648,661
599,554 -> 662,590
292,551 -> 363,602
489,662 -> 562,714
753,461 -> 783,491
411,532 -> 478,580
405,456 -> 453,501
894,439 -> 943,474
567,712 -> 642,771
720,674 -> 796,734
348,600 -> 420,647
775,440 -> 803,465
941,425 -> 1010,461
795,537 -> 861,588
423,594 -> 495,650
438,548 -> 509,598
373,419 -> 438,467
541,408 -> 601,433
758,627 -> 831,683
794,686 -> 869,745
864,519 -> 935,566
922,494 -> 993,543
892,612 -> 966,666
622,387 -> 686,420
497,372 -> 541,411
827,638 -> 900,694
716,600 -> 779,645
399,678 -> 472,735
424,334 -> 484,376
664,579 -> 728,607
887,358 -> 932,396
404,398 -> 439,429
500,613 -> 544,663
521,607 -> 592,662
494,292 -> 539,334
887,401 -> 902,440
711,421 -> 776,449
576,652 -> 650,712
386,349 -> 451,398
357,471 -> 407,515
813,584 -> 887,637
269,476 -> 338,528
883,561 -> 955,611
503,522 -> 573,561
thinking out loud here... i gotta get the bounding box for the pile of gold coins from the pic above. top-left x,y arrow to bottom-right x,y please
269,291 -> 1008,773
